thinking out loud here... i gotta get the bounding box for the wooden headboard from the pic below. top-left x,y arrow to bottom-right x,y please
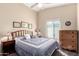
11,30 -> 33,40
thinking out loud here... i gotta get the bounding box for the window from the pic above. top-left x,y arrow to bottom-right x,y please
47,20 -> 60,41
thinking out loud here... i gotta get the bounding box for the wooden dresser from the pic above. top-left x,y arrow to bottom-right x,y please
59,30 -> 78,52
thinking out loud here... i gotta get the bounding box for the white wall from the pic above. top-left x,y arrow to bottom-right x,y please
0,3 -> 37,38
38,4 -> 77,36
0,3 -> 78,38
77,4 -> 79,30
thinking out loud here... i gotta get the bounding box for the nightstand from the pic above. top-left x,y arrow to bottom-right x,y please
2,40 -> 15,55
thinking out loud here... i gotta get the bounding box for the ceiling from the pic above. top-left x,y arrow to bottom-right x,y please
24,3 -> 68,11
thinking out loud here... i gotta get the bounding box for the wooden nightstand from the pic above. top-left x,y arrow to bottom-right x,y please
2,40 -> 15,55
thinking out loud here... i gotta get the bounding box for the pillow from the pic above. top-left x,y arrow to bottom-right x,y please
24,34 -> 31,39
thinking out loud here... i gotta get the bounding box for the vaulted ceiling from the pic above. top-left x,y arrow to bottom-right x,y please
24,3 -> 68,11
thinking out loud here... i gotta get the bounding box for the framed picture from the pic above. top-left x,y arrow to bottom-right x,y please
28,24 -> 32,29
21,22 -> 28,28
13,22 -> 21,28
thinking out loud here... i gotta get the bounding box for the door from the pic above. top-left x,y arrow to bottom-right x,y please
47,20 -> 60,42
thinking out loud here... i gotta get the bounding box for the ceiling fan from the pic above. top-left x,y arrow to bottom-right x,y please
31,3 -> 43,8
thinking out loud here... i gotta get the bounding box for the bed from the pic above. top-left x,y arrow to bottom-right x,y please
11,30 -> 59,56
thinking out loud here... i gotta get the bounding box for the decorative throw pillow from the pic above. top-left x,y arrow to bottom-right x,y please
24,34 -> 31,39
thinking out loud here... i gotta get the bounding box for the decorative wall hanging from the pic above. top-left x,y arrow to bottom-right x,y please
65,21 -> 71,26
21,22 -> 28,28
13,21 -> 32,29
28,24 -> 32,29
13,22 -> 21,28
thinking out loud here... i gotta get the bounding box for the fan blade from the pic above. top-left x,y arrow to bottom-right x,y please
31,3 -> 38,8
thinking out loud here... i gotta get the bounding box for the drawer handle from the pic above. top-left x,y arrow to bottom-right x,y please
72,46 -> 75,47
72,32 -> 74,34
72,36 -> 74,38
72,41 -> 74,42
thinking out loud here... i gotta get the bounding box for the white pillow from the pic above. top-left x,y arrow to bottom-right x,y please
24,34 -> 31,39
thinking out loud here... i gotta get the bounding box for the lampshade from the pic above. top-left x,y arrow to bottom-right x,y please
35,28 -> 40,32
0,36 -> 8,42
